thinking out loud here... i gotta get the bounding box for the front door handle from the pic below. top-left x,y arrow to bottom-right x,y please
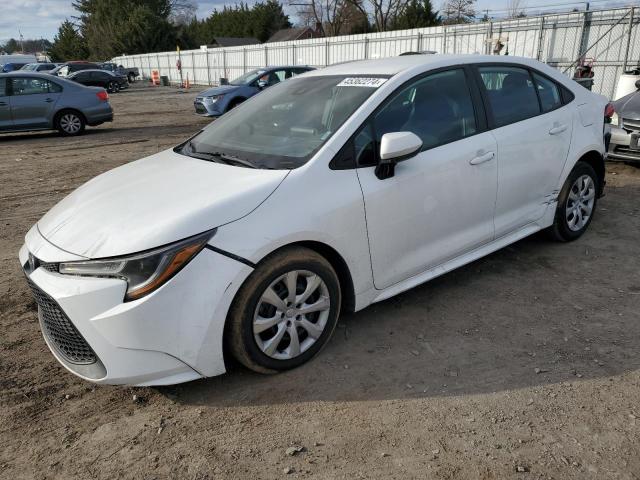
469,151 -> 495,165
45,98 -> 54,103
549,124 -> 568,135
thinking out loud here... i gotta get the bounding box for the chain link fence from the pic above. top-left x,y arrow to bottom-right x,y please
112,6 -> 639,98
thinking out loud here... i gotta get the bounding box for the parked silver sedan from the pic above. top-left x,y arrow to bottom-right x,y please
608,78 -> 640,162
0,72 -> 113,136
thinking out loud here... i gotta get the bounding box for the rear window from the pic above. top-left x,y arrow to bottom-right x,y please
532,72 -> 562,112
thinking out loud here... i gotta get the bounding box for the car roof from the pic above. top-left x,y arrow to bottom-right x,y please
70,69 -> 111,74
0,71 -> 57,77
305,54 -> 546,77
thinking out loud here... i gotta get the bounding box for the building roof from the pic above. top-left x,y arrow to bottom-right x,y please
267,27 -> 317,43
213,37 -> 260,47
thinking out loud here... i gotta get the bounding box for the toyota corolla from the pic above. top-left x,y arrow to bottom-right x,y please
20,55 -> 608,386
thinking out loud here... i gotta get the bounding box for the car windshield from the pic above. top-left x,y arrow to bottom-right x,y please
229,69 -> 266,86
180,75 -> 388,169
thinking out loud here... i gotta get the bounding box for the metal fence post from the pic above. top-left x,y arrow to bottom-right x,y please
416,32 -> 422,51
191,51 -> 196,84
536,15 -> 545,60
486,21 -> 493,54
325,40 -> 330,66
205,50 -> 211,85
292,44 -> 296,65
364,37 -> 369,59
623,6 -> 636,71
222,49 -> 227,80
442,26 -> 447,54
243,48 -> 247,73
264,45 -> 268,66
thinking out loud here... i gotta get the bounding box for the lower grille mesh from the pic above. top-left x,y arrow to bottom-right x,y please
25,276 -> 97,365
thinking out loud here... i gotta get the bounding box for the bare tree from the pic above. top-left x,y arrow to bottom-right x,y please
506,0 -> 526,18
441,0 -> 475,24
349,0 -> 411,31
169,0 -> 198,26
291,0 -> 347,36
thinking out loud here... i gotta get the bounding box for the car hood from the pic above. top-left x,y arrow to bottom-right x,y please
613,90 -> 640,120
198,85 -> 242,97
37,149 -> 289,258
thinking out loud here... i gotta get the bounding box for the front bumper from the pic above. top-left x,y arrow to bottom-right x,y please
607,123 -> 640,162
194,98 -> 223,117
19,228 -> 252,386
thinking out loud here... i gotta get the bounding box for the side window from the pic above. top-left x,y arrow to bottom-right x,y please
374,68 -> 477,151
10,78 -> 50,96
48,81 -> 62,93
532,72 -> 562,112
478,66 -> 540,127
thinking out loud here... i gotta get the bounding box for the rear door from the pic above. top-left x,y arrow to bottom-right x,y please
9,77 -> 62,129
0,78 -> 12,130
475,65 -> 573,236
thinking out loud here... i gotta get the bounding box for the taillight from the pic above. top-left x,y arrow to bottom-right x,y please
96,90 -> 109,102
604,102 -> 615,118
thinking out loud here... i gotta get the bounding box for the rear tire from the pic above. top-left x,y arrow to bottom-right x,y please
227,247 -> 341,374
107,81 -> 118,93
55,110 -> 86,136
128,73 -> 135,83
547,161 -> 599,241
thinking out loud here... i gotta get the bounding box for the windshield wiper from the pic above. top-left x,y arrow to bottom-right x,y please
183,142 -> 257,169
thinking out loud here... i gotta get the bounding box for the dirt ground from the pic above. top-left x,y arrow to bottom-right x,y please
1,84 -> 639,480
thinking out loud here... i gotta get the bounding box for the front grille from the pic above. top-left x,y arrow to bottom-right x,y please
622,118 -> 640,132
612,145 -> 640,159
25,276 -> 97,365
194,103 -> 208,114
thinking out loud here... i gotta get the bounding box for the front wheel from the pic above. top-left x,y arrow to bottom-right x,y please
547,161 -> 599,241
107,81 -> 119,93
227,247 -> 341,374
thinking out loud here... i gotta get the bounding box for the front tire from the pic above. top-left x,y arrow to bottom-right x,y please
227,247 -> 341,374
548,161 -> 599,241
55,111 -> 86,136
107,81 -> 119,93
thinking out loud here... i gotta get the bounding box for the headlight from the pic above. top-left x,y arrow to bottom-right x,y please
204,94 -> 224,103
59,229 -> 215,301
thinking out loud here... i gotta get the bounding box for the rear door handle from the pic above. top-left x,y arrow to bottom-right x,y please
549,124 -> 568,135
45,98 -> 54,103
469,151 -> 495,165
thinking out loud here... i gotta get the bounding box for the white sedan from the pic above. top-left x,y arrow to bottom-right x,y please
20,55 -> 608,385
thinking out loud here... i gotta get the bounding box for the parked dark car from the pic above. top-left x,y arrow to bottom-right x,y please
50,62 -> 100,77
608,78 -> 640,163
100,62 -> 139,83
68,69 -> 128,93
1,63 -> 29,73
0,72 -> 113,136
21,63 -> 57,72
194,66 -> 315,117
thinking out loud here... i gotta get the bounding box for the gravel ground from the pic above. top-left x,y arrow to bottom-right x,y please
1,85 -> 639,480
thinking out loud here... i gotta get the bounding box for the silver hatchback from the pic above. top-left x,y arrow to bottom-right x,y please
0,72 -> 113,136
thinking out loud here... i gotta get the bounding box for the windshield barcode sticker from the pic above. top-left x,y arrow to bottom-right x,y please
337,77 -> 388,88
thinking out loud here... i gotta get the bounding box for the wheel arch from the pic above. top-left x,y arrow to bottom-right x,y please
576,150 -> 605,197
226,96 -> 247,111
53,108 -> 87,130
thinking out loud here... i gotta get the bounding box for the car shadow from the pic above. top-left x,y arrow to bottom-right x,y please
0,128 -> 114,143
166,187 -> 640,407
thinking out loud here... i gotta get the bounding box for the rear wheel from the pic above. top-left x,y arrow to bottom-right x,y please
227,247 -> 341,374
547,161 -> 599,241
128,73 -> 135,83
107,81 -> 119,93
55,111 -> 86,136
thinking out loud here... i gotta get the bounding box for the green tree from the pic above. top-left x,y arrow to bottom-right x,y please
392,0 -> 440,29
251,0 -> 291,42
48,20 -> 89,61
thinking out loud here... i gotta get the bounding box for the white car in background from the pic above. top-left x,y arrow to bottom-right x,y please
20,54 -> 608,386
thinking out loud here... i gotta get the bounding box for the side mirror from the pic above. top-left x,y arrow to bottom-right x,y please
375,132 -> 423,180
257,79 -> 268,89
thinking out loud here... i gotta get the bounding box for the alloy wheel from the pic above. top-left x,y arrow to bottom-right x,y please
253,270 -> 331,360
59,114 -> 82,134
566,174 -> 595,231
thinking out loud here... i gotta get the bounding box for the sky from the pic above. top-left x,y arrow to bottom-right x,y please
0,0 -> 632,45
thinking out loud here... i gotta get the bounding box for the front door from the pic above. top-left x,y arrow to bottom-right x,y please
356,68 -> 498,290
9,77 -> 61,129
